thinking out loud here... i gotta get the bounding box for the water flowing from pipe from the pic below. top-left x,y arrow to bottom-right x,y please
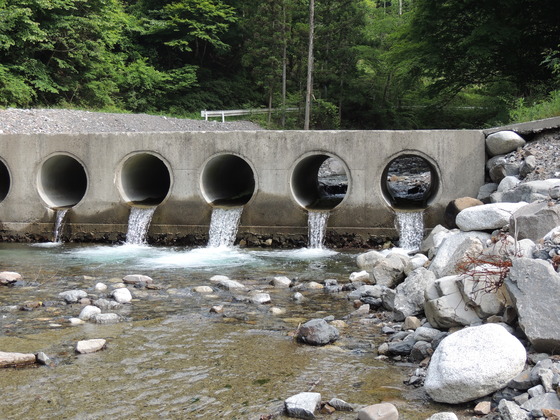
208,207 -> 243,248
308,210 -> 330,249
53,209 -> 69,243
395,210 -> 424,252
126,207 -> 156,245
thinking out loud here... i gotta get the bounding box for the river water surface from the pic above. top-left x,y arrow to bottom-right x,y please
0,243 -> 445,419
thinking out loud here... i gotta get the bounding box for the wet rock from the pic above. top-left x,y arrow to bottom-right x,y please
92,313 -> 121,324
123,274 -> 153,285
426,413 -> 459,420
94,282 -> 107,292
349,270 -> 371,284
68,317 -> 85,325
444,197 -> 483,229
250,292 -> 271,304
79,305 -> 101,321
297,318 -> 339,346
36,351 -> 53,367
193,286 -> 213,293
357,403 -> 398,420
393,268 -> 436,321
456,202 -> 528,231
293,292 -> 305,302
328,397 -> 353,411
59,289 -> 88,303
284,392 -> 321,419
210,305 -> 224,314
210,276 -> 246,290
0,271 -> 22,285
269,307 -> 286,315
93,298 -> 121,310
272,276 -> 291,288
510,202 -> 560,242
112,288 -> 132,304
486,131 -> 526,157
424,324 -> 526,404
76,339 -> 106,354
505,258 -> 560,353
0,351 -> 36,367
498,399 -> 530,420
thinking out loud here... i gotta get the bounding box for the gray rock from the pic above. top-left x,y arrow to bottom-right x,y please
528,385 -> 545,398
510,201 -> 560,242
76,338 -> 106,354
357,250 -> 385,272
79,305 -> 102,321
424,275 -> 482,329
478,183 -> 499,202
92,313 -> 121,324
93,298 -> 121,310
520,155 -> 537,178
505,258 -> 560,353
392,268 -> 436,321
210,276 -> 247,290
297,319 -> 339,346
420,224 -> 451,257
387,337 -> 415,356
508,369 -> 537,390
498,399 -> 530,420
413,326 -> 442,342
35,351 -> 53,366
426,413 -> 459,420
404,253 -> 429,275
0,351 -> 36,367
501,179 -> 560,203
123,274 -> 153,284
538,369 -> 555,393
250,292 -> 271,304
284,392 -> 321,419
0,271 -> 22,285
487,156 -> 520,184
498,176 -> 521,193
550,185 -> 560,199
357,403 -> 398,420
349,270 -> 371,284
444,197 -> 484,229
59,289 -> 88,303
520,393 -> 560,411
457,270 -> 508,318
371,254 -> 406,288
272,276 -> 291,288
112,287 -> 132,304
424,324 -> 526,404
328,398 -> 353,411
456,202 -> 528,231
486,131 -> 526,157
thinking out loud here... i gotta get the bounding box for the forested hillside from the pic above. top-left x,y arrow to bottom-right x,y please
0,0 -> 558,129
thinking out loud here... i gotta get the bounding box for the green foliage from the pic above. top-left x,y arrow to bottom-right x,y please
509,91 -> 560,123
310,99 -> 340,129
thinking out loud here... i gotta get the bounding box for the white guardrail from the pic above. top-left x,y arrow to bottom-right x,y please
200,108 -> 299,122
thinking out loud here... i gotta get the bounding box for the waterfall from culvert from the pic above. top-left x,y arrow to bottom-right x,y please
308,210 -> 330,249
395,210 -> 424,251
53,209 -> 69,243
126,207 -> 156,245
208,207 -> 243,248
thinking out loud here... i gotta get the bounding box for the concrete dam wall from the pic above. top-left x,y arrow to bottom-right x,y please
0,130 -> 486,245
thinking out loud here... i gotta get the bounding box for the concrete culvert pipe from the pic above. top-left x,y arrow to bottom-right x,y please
38,154 -> 87,208
119,153 -> 171,206
291,154 -> 348,210
201,154 -> 255,206
382,154 -> 439,210
0,159 -> 10,203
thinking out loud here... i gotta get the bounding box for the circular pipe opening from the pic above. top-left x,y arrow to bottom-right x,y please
119,153 -> 171,206
200,154 -> 256,207
0,159 -> 10,203
291,154 -> 349,210
38,154 -> 87,209
381,154 -> 439,210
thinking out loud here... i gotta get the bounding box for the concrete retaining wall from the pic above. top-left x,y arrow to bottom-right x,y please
0,129 -> 486,245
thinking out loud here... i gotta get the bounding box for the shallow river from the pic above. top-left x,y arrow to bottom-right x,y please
0,243 -> 447,419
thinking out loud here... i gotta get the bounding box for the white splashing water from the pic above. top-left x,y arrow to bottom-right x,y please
208,207 -> 243,248
53,209 -> 69,243
308,210 -> 330,249
395,210 -> 424,251
126,207 -> 156,245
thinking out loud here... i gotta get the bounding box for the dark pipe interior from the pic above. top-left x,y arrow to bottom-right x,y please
201,154 -> 255,207
121,154 -> 171,206
40,155 -> 87,208
0,160 -> 9,203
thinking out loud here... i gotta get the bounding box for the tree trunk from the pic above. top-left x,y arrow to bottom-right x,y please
304,0 -> 315,130
281,0 -> 287,128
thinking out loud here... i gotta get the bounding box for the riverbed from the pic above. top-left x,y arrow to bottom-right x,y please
0,243 -> 446,419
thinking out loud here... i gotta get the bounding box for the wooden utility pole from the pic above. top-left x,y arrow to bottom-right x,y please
304,0 -> 314,130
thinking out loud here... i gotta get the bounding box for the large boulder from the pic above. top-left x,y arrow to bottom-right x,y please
420,225 -> 452,258
456,202 -> 528,231
371,253 -> 407,288
0,351 -> 36,367
505,258 -> 560,353
424,324 -> 526,404
486,131 -> 526,157
424,275 -> 482,329
285,392 -> 321,419
392,268 -> 436,321
457,268 -> 508,319
444,197 -> 483,229
510,201 -> 560,242
428,231 -> 490,278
